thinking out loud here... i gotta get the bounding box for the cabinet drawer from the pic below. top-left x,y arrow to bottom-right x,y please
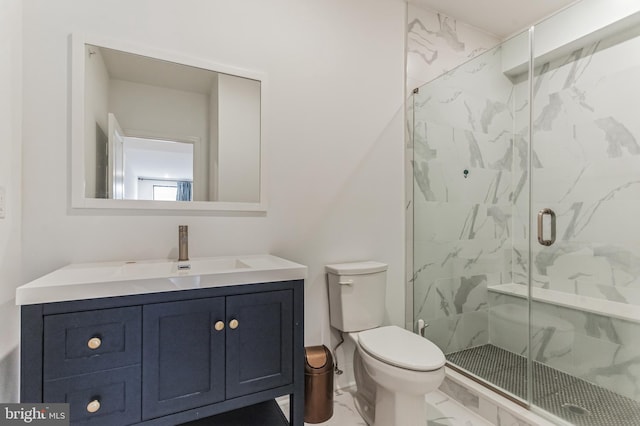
44,306 -> 141,379
43,365 -> 141,426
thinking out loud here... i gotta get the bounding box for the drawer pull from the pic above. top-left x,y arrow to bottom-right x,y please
214,321 -> 225,331
229,319 -> 239,330
86,399 -> 101,413
87,337 -> 102,350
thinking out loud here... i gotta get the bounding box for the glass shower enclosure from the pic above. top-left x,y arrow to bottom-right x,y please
411,2 -> 640,424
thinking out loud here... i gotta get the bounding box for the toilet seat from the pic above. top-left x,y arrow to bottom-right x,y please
357,325 -> 445,372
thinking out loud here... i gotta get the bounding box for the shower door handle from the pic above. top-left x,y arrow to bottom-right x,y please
537,208 -> 556,246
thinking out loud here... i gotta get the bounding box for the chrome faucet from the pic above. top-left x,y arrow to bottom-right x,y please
178,225 -> 190,269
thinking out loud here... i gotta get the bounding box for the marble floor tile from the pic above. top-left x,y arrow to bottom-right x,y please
280,386 -> 493,426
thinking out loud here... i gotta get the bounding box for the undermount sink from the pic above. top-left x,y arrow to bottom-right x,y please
16,255 -> 307,305
117,256 -> 251,277
185,257 -> 250,273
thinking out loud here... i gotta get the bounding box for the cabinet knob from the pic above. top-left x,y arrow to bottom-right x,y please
87,337 -> 102,350
229,319 -> 239,330
86,399 -> 101,413
214,321 -> 225,331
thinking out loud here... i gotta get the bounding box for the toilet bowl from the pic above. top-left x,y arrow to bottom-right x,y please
352,326 -> 445,426
326,262 -> 446,426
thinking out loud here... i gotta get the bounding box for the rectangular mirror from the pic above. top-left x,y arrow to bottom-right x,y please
71,34 -> 266,212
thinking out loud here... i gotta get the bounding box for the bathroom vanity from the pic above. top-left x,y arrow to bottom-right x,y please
17,255 -> 306,426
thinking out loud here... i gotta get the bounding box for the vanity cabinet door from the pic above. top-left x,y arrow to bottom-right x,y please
225,290 -> 293,399
142,297 -> 226,420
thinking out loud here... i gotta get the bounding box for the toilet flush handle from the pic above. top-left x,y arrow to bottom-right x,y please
338,278 -> 354,285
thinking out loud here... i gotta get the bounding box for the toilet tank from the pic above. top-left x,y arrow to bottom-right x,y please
326,261 -> 387,332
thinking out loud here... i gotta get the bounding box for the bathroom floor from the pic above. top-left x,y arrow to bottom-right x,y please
447,344 -> 640,426
279,386 -> 493,425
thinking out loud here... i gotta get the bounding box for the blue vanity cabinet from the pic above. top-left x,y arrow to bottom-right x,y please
142,290 -> 293,420
21,280 -> 304,426
142,297 -> 226,419
41,307 -> 143,425
42,306 -> 142,379
225,290 -> 293,399
43,366 -> 142,425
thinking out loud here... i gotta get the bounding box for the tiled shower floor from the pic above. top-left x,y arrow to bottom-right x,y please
446,344 -> 640,426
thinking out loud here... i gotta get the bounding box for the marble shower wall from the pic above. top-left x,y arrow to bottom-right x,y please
405,3 -> 499,332
406,4 -> 499,92
524,28 -> 640,305
489,291 -> 640,402
492,25 -> 640,402
408,0 -> 640,405
412,38 -> 524,353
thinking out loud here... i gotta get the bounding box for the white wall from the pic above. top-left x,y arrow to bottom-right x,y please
21,0 -> 406,374
217,73 -> 260,202
84,44 -> 109,198
109,79 -> 209,201
0,0 -> 22,403
109,79 -> 209,150
208,75 -> 219,201
84,46 -> 110,197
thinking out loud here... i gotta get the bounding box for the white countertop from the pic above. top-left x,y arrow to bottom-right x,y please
16,254 -> 307,305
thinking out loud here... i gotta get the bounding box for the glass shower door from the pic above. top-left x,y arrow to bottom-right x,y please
411,29 -> 532,402
529,13 -> 640,424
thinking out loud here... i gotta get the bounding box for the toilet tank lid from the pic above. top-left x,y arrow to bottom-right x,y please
358,326 -> 445,372
325,261 -> 388,275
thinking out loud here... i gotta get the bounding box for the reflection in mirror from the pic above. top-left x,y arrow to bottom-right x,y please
95,113 -> 197,201
78,38 -> 263,209
118,136 -> 194,201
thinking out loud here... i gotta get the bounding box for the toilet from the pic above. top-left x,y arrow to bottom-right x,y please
326,261 -> 445,426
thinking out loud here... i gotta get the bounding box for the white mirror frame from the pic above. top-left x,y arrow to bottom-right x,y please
70,33 -> 267,212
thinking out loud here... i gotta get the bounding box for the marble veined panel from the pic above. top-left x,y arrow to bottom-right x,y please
533,33 -> 640,105
423,309 -> 489,354
413,244 -> 509,323
406,4 -> 499,91
413,158 -> 512,204
414,121 -> 513,172
413,239 -> 510,281
532,243 -> 640,302
426,46 -> 513,103
414,87 -> 513,137
417,273 -> 494,320
542,245 -> 640,290
530,199 -> 640,242
581,340 -> 640,401
531,158 -> 640,206
564,322 -> 640,401
489,289 -> 640,401
488,295 -> 574,366
414,202 -> 512,243
510,241 -> 529,286
531,96 -> 640,172
576,117 -> 640,163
